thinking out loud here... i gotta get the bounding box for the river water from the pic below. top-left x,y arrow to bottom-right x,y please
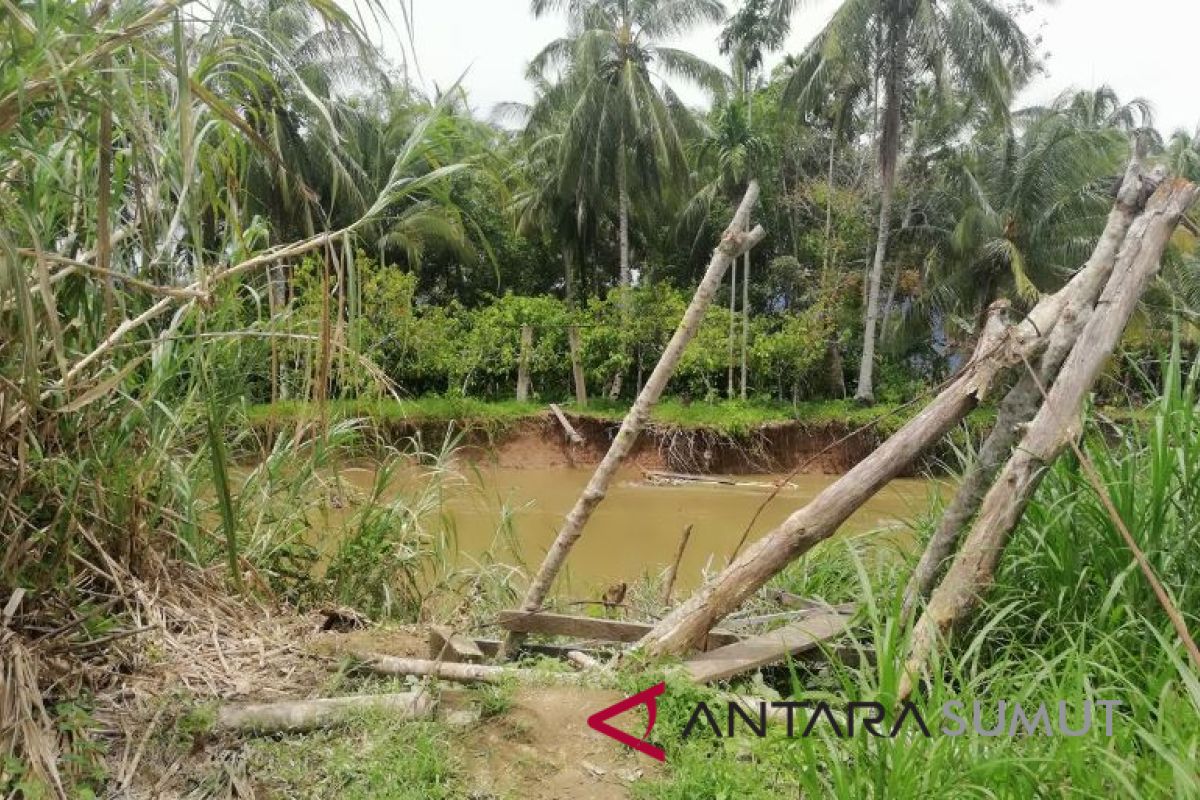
333,464 -> 942,596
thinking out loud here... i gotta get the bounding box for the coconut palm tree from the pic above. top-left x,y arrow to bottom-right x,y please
527,0 -> 730,291
1167,126 -> 1200,182
917,97 -> 1132,337
680,99 -> 770,396
778,0 -> 1033,402
719,0 -> 787,399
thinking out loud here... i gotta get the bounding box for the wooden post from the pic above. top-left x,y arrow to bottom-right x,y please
496,182 -> 766,660
568,324 -> 587,407
516,324 -> 532,402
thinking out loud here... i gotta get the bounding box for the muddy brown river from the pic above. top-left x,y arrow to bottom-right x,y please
330,464 -> 943,595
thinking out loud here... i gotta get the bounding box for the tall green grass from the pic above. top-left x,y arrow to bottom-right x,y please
637,345 -> 1200,799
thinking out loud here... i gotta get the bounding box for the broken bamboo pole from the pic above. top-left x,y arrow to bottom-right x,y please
496,181 -> 766,660
900,177 -> 1199,699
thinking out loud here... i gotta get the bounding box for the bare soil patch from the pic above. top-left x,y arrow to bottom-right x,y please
456,686 -> 659,800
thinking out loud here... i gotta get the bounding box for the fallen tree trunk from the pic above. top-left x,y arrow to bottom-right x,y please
497,181 -> 766,660
355,653 -> 593,686
901,156 -> 1156,614
900,177 -> 1198,698
636,160 -> 1175,658
549,403 -> 583,445
215,691 -> 435,734
635,305 -> 1017,656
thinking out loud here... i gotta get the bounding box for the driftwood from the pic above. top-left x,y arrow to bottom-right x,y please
549,403 -> 584,445
637,158 -> 1194,658
497,181 -> 766,659
215,691 -> 435,734
355,653 -> 590,685
643,470 -> 735,486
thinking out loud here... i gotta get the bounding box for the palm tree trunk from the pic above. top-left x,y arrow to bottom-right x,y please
618,148 -> 631,289
727,257 -> 737,398
563,245 -> 576,304
609,147 -> 631,400
823,132 -> 844,399
855,25 -> 905,405
823,133 -> 836,275
855,180 -> 892,403
740,248 -> 749,399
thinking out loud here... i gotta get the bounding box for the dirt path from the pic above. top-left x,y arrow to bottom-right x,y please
457,686 -> 658,800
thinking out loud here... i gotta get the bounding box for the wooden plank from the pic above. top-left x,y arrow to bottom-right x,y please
683,608 -> 856,684
470,638 -> 603,660
428,626 -> 485,663
548,403 -> 583,445
728,602 -> 856,629
496,610 -> 740,650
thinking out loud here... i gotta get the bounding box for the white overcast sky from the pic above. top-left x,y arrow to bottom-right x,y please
369,0 -> 1200,135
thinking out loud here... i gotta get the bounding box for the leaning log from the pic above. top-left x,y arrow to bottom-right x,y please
496,181 -> 766,659
901,155 -> 1157,613
636,160 -> 1177,658
215,691 -> 435,734
635,304 -> 1017,656
355,653 -> 592,686
549,403 -> 584,445
900,177 -> 1199,698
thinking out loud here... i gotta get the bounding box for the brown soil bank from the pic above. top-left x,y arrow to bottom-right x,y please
345,412 -> 944,476
477,414 -> 887,474
249,407 -> 962,475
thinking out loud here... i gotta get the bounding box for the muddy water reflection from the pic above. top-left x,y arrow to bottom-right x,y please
335,464 -> 943,595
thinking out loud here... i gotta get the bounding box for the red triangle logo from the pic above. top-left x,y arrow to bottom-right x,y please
586,682 -> 667,762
